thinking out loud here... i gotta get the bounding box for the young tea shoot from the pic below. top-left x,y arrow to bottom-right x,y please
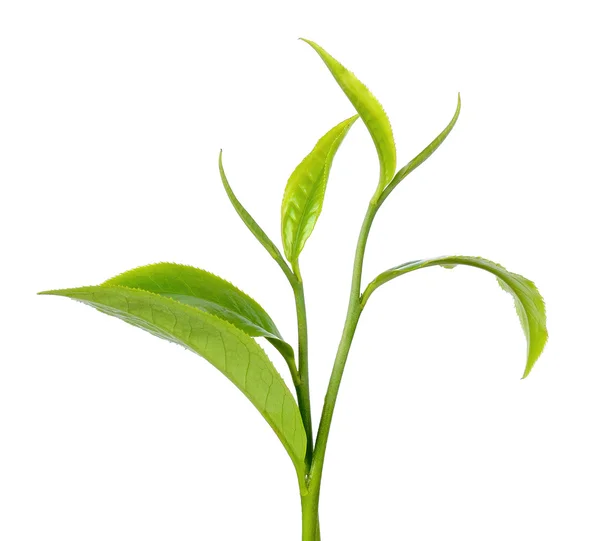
40,38 -> 548,540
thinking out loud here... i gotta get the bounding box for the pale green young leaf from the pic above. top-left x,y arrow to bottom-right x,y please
301,38 -> 396,194
281,115 -> 358,263
361,256 -> 547,378
219,151 -> 296,285
102,262 -> 295,369
378,94 -> 462,206
39,285 -> 307,471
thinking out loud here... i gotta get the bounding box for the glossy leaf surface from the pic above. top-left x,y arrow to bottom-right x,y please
103,263 -> 295,363
362,256 -> 547,378
39,285 -> 307,470
301,39 -> 396,193
281,115 -> 358,262
379,94 -> 462,205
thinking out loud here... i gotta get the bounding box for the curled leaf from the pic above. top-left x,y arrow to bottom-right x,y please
362,256 -> 547,378
378,94 -> 461,205
301,38 -> 396,194
219,151 -> 295,284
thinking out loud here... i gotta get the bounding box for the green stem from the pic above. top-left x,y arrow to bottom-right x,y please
307,199 -> 379,505
301,488 -> 320,541
291,261 -> 320,538
292,268 -> 314,466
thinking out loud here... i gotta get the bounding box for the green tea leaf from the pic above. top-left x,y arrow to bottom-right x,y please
102,262 -> 295,367
39,285 -> 307,471
219,151 -> 296,285
301,38 -> 396,194
362,256 -> 547,378
378,94 -> 461,206
281,115 -> 358,263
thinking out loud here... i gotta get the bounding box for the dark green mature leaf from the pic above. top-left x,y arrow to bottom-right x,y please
378,94 -> 461,206
219,151 -> 295,284
102,263 -> 295,365
301,38 -> 396,194
281,115 -> 358,263
362,256 -> 547,378
39,285 -> 307,470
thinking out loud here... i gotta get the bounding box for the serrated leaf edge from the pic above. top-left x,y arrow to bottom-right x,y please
39,283 -> 307,469
281,115 -> 358,262
300,38 -> 397,192
102,261 -> 287,338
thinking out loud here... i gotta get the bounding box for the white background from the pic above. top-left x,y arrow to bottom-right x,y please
1,1 -> 599,539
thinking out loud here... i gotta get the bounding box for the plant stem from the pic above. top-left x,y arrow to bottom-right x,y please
301,487 -> 321,541
292,262 -> 314,467
291,261 -> 321,538
306,199 -> 379,519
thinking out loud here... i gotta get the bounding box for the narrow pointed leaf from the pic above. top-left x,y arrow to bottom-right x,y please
362,256 -> 547,378
219,151 -> 295,284
378,94 -> 462,206
281,115 -> 358,262
102,262 -> 295,366
301,38 -> 396,193
39,285 -> 307,470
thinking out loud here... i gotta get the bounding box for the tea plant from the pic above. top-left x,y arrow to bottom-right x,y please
40,39 -> 548,540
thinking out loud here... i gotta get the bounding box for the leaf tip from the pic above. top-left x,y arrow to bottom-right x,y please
523,330 -> 548,380
521,364 -> 535,380
299,37 -> 324,56
218,150 -> 227,183
38,289 -> 59,296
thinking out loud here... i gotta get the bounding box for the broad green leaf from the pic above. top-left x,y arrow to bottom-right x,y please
219,151 -> 295,284
301,38 -> 396,194
362,256 -> 547,378
102,262 -> 295,366
281,115 -> 358,263
378,94 -> 461,206
39,285 -> 307,471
